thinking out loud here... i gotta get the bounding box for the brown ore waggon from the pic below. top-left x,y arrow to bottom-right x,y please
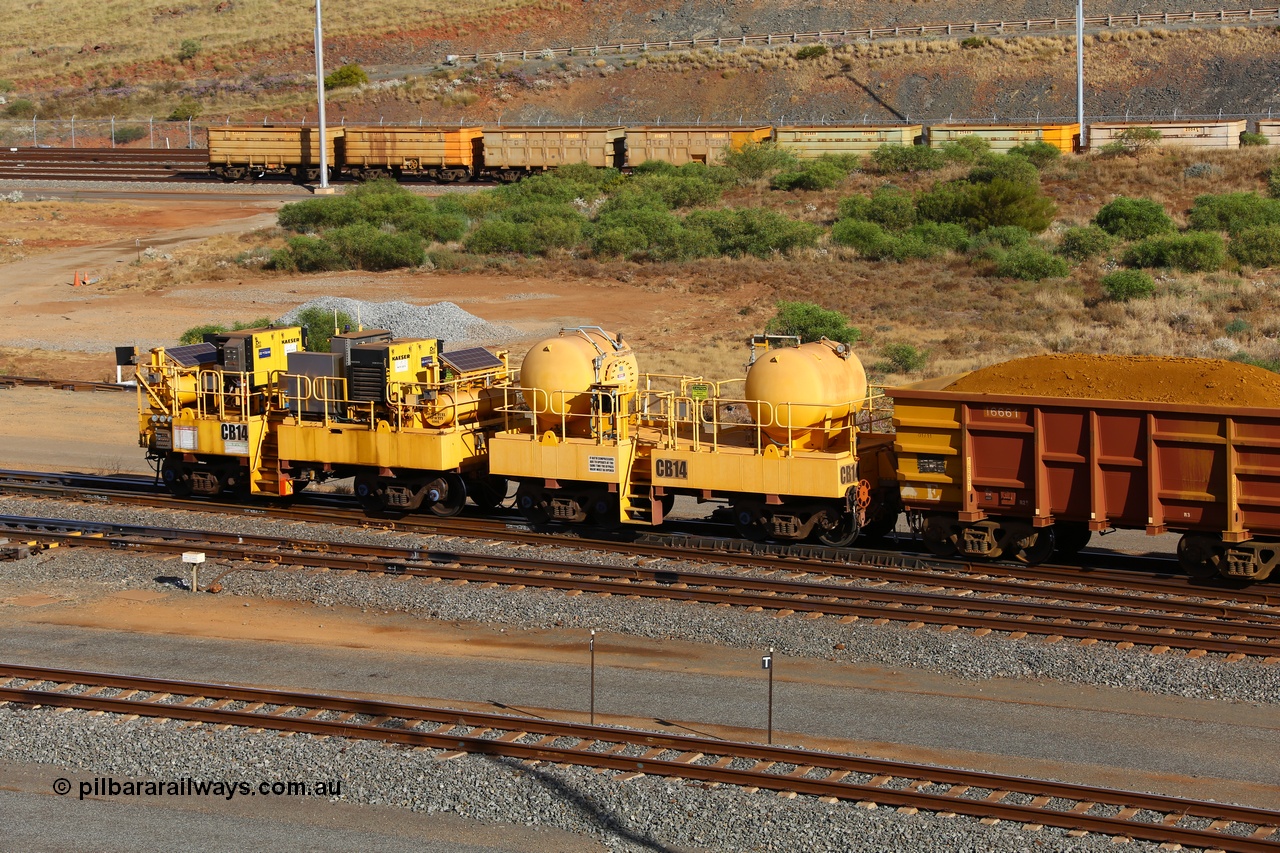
887,355 -> 1280,581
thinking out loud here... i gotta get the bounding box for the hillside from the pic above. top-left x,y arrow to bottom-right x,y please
2,0 -> 1278,124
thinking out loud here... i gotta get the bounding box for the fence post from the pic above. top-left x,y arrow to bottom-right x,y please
32,115 -> 37,147
149,117 -> 154,148
71,115 -> 75,149
110,116 -> 115,148
188,117 -> 193,149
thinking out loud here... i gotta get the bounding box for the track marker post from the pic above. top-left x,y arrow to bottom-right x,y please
762,648 -> 774,744
182,551 -> 205,592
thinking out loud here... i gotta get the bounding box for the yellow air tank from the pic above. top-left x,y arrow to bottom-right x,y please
422,386 -> 503,429
520,328 -> 637,436
745,339 -> 867,444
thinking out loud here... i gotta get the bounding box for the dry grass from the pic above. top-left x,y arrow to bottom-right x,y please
2,0 -> 546,82
0,200 -> 154,263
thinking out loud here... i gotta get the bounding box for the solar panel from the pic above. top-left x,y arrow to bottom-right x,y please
441,346 -> 504,374
165,343 -> 218,367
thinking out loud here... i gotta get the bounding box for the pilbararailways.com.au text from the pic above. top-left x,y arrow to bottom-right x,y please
54,776 -> 343,801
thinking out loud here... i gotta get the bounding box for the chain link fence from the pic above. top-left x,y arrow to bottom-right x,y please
0,118 -> 207,149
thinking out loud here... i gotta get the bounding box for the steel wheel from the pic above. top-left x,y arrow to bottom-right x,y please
1177,534 -> 1222,580
816,512 -> 860,548
1014,527 -> 1056,566
160,458 -> 193,498
467,476 -> 508,511
353,475 -> 383,514
732,502 -> 768,542
516,484 -> 550,525
428,473 -> 468,518
1054,522 -> 1092,557
921,514 -> 959,557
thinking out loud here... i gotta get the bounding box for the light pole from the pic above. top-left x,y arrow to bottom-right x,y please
313,0 -> 335,193
1076,0 -> 1086,151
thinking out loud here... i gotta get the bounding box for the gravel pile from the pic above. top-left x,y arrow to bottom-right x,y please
276,297 -> 519,345
0,704 -> 1168,853
4,496 -> 1279,706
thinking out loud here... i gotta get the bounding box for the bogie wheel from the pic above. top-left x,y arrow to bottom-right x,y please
1177,534 -> 1223,580
1054,522 -> 1092,557
515,484 -> 550,525
428,473 -> 468,518
467,476 -> 509,511
160,458 -> 194,498
732,502 -> 768,542
588,492 -> 621,529
921,514 -> 959,558
1014,527 -> 1056,566
816,511 -> 860,548
353,475 -> 383,514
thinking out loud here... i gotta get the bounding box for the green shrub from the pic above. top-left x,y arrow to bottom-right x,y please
1100,269 -> 1156,301
1123,232 -> 1225,272
836,187 -> 916,231
1230,352 -> 1280,372
878,342 -> 929,373
994,245 -> 1069,280
177,38 -> 200,62
271,236 -> 347,272
795,45 -> 828,60
967,154 -> 1040,186
1240,131 -> 1269,147
1057,224 -> 1116,260
831,219 -> 896,260
1229,225 -> 1280,267
591,206 -> 686,258
868,144 -> 944,173
178,323 -> 228,345
324,63 -> 369,90
1270,163 -> 1280,200
4,99 -> 35,118
764,301 -> 861,344
965,179 -> 1057,233
720,141 -> 797,182
1007,140 -> 1062,169
1225,317 -> 1251,337
683,208 -> 821,258
907,221 -> 969,252
290,306 -> 353,352
111,125 -> 147,145
633,171 -> 727,207
166,98 -> 200,121
969,225 -> 1031,251
889,233 -> 942,261
1187,192 -> 1280,235
960,36 -> 993,49
772,158 -> 847,191
1101,126 -> 1163,156
1094,196 -> 1176,239
326,222 -> 425,270
938,135 -> 991,164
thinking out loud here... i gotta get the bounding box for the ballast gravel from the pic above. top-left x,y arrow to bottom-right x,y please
3,496 -> 1279,707
0,702 -> 1168,853
276,297 -> 520,344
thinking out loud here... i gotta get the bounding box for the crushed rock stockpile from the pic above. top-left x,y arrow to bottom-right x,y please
276,298 -> 519,346
945,354 -> 1280,407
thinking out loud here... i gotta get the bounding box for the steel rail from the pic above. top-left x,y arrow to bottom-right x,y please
9,516 -> 1280,657
3,469 -> 1277,612
1,663 -> 1276,851
0,376 -> 130,392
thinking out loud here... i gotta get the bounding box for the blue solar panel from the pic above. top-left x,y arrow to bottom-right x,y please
166,343 -> 217,367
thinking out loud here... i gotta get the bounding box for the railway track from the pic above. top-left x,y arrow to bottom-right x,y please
0,147 -> 212,183
2,467 -> 1276,604
8,513 -> 1280,659
1,662 -> 1276,851
0,375 -> 129,392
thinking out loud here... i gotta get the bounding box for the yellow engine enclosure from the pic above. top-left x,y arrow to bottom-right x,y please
745,340 -> 867,443
276,421 -> 485,473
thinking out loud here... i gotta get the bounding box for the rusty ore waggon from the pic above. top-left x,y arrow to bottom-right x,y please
137,326 -> 1280,583
206,117 -> 1265,183
889,381 -> 1280,582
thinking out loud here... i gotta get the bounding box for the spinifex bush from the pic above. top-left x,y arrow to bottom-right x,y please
1094,196 -> 1176,239
1123,231 -> 1225,272
1100,269 -> 1156,301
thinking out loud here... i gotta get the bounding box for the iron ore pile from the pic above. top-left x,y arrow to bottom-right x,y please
946,353 -> 1280,407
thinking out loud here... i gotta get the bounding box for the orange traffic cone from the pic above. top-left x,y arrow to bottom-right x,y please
72,270 -> 81,287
